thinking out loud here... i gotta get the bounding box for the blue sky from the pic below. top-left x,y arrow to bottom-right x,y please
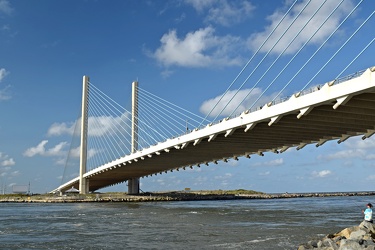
1,0 -> 374,194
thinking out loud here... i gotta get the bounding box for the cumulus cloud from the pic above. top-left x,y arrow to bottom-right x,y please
185,0 -> 255,26
248,0 -> 354,55
318,148 -> 366,161
199,88 -> 277,117
47,122 -> 76,136
1,157 -> 15,166
311,170 -> 332,178
23,140 -> 68,157
152,27 -> 244,68
348,136 -> 375,150
316,137 -> 375,168
48,113 -> 131,137
0,152 -> 15,166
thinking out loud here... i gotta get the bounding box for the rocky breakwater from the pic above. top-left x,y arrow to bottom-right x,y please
298,221 -> 375,250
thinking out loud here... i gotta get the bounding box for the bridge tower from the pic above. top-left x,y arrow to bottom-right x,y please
79,75 -> 89,194
128,81 -> 140,194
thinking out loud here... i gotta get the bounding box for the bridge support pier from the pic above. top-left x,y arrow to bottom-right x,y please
128,81 -> 140,195
128,178 -> 139,194
79,75 -> 89,195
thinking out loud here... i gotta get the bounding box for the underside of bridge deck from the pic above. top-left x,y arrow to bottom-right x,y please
54,68 -> 375,193
82,90 -> 375,192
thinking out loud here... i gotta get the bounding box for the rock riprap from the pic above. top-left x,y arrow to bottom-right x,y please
298,221 -> 375,250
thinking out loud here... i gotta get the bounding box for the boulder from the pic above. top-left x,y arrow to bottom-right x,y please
349,229 -> 367,240
359,221 -> 375,236
298,222 -> 375,250
334,226 -> 359,239
338,239 -> 363,250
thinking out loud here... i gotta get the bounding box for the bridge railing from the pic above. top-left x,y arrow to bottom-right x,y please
189,68 -> 369,135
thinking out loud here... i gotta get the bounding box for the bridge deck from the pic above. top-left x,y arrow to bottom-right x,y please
54,67 -> 375,193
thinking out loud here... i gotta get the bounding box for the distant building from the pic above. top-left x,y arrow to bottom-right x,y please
12,185 -> 29,194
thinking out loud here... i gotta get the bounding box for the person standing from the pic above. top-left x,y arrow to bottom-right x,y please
363,203 -> 373,223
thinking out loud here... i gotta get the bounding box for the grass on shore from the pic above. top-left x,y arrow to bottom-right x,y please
0,189 -> 263,200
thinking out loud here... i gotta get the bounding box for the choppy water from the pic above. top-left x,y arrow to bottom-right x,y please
0,195 -> 372,249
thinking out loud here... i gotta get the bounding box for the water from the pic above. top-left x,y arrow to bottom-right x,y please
0,195 -> 372,249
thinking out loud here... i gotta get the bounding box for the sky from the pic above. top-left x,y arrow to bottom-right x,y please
1,0 -> 375,194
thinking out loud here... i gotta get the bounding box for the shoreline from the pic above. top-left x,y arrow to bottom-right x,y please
0,190 -> 374,203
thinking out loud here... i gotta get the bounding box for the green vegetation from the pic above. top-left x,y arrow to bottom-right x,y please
192,189 -> 264,195
0,189 -> 264,203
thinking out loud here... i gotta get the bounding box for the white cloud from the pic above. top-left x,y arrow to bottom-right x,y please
152,27 -> 243,68
0,0 -> 13,15
0,85 -> 11,100
47,122 -> 76,136
206,1 -> 254,26
348,136 -> 375,150
88,115 -> 128,137
318,148 -> 366,161
1,157 -> 15,166
0,68 -> 11,101
0,68 -> 9,82
23,140 -> 68,157
199,88 -> 277,117
259,171 -> 270,176
251,158 -> 284,167
48,113 -> 131,137
185,0 -> 255,26
10,170 -> 19,176
23,140 -> 49,157
0,152 -> 15,166
317,137 -> 375,166
214,172 -> 233,180
311,170 -> 332,178
184,0 -> 216,12
248,0 -> 355,55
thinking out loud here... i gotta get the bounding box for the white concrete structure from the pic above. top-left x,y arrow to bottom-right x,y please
79,76 -> 89,194
52,66 -> 375,194
128,81 -> 140,194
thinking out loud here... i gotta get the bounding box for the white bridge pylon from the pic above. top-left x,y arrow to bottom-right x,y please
53,66 -> 375,194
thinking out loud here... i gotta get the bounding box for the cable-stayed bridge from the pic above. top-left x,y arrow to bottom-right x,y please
52,0 -> 375,194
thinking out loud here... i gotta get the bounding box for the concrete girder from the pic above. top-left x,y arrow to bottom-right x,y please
268,115 -> 281,126
225,128 -> 235,137
316,137 -> 333,147
297,106 -> 313,119
333,95 -> 351,109
194,138 -> 202,146
337,134 -> 352,144
181,142 -> 189,149
244,123 -> 255,132
279,146 -> 290,153
297,142 -> 309,150
362,129 -> 375,140
208,134 -> 218,142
